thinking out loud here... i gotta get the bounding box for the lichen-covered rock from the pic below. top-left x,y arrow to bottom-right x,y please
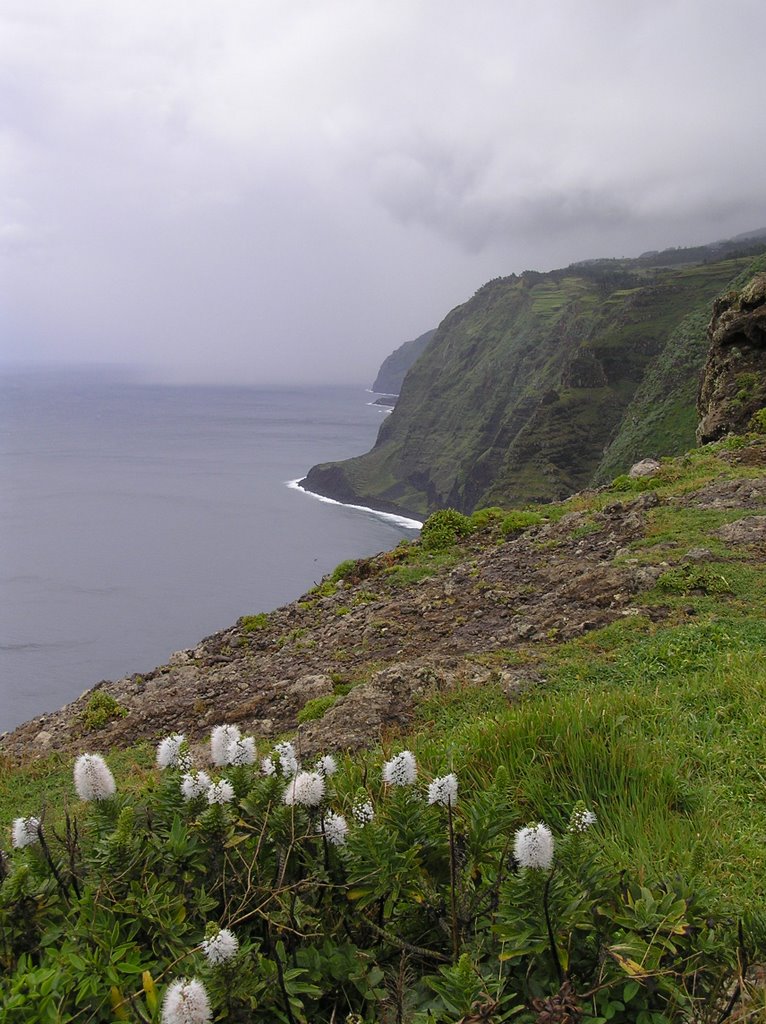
629,458 -> 661,479
696,273 -> 766,443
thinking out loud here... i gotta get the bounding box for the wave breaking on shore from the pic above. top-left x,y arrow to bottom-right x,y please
286,478 -> 422,530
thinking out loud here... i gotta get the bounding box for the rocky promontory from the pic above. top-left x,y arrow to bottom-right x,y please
697,272 -> 766,442
5,437 -> 766,765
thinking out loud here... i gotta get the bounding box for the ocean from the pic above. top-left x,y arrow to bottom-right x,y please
0,369 -> 419,733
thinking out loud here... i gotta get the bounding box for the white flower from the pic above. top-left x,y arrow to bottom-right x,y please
315,754 -> 338,777
74,753 -> 116,801
514,822 -> 554,870
11,816 -> 40,848
274,741 -> 299,776
226,736 -> 256,766
352,800 -> 375,825
157,733 -> 189,770
283,770 -> 325,807
202,927 -> 239,965
382,750 -> 417,787
261,756 -> 276,777
427,773 -> 458,807
569,808 -> 597,833
319,811 -> 348,846
210,725 -> 241,766
161,977 -> 212,1024
207,780 -> 235,805
181,771 -> 211,801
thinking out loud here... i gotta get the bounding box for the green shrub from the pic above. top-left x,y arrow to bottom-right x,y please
329,559 -> 357,583
420,508 -> 474,550
296,693 -> 339,723
78,691 -> 128,731
240,613 -> 270,632
610,473 -> 657,492
468,506 -> 505,529
500,509 -> 544,535
749,407 -> 766,434
309,580 -> 337,597
656,564 -> 732,596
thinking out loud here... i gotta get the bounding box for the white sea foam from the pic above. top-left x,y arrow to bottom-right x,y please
287,478 -> 422,530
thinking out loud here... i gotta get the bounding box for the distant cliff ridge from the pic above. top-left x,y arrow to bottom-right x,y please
371,328 -> 436,394
305,238 -> 766,517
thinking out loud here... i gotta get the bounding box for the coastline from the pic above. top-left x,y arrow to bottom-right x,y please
287,477 -> 423,530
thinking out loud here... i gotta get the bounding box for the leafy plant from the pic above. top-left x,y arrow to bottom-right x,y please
420,508 -> 475,550
239,613 -> 270,632
296,694 -> 338,723
78,692 -> 128,731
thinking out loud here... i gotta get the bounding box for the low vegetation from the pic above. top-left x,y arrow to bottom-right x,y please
3,436 -> 766,1021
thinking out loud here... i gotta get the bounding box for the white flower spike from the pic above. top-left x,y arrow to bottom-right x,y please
382,750 -> 417,786
283,770 -> 325,807
569,807 -> 597,833
514,822 -> 554,870
157,733 -> 189,770
274,741 -> 299,777
181,771 -> 211,801
161,977 -> 212,1024
319,811 -> 349,846
12,816 -> 40,848
427,773 -> 458,807
315,754 -> 338,777
352,800 -> 375,825
74,753 -> 116,801
226,736 -> 256,766
210,725 -> 241,766
207,780 -> 235,805
202,927 -> 239,965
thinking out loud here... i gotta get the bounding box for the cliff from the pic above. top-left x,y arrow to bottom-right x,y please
305,244 -> 766,517
371,327 -> 436,394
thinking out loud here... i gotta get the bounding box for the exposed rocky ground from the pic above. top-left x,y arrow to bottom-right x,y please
4,439 -> 766,765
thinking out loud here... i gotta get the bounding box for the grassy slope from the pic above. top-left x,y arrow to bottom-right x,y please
306,251 -> 764,516
594,252 -> 766,481
4,437 -> 766,913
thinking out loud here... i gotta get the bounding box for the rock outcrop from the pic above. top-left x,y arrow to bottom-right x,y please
697,273 -> 766,443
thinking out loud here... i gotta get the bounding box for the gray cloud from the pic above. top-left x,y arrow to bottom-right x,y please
2,0 -> 765,384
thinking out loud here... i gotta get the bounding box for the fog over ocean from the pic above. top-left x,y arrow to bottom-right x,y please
0,369 -> 418,733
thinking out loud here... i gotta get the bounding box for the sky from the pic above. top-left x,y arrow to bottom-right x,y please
2,0 -> 765,386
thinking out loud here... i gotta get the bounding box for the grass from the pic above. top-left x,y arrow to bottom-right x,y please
0,744 -> 155,832
405,616 -> 766,909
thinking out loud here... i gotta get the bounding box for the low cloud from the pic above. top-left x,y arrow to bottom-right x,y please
1,0 -> 765,383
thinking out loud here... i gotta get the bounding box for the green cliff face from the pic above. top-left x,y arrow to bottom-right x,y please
371,328 -> 436,394
304,246 -> 766,516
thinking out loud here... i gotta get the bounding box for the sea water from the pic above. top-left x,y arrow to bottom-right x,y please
0,369 -> 418,732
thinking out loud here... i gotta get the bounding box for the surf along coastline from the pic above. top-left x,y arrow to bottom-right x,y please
287,477 -> 422,531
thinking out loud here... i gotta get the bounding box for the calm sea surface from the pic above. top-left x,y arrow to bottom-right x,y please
0,369 -> 417,732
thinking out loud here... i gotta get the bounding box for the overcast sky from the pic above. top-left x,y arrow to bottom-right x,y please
2,0 -> 765,385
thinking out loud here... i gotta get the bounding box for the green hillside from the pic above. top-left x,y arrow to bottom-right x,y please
372,328 -> 436,394
304,246 -> 766,517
